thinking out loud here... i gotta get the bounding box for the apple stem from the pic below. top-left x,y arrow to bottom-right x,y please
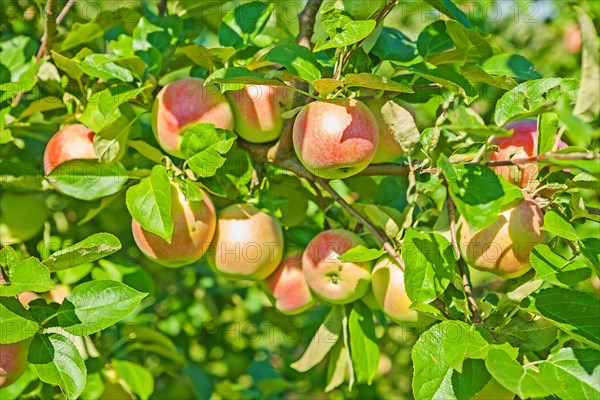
447,197 -> 483,325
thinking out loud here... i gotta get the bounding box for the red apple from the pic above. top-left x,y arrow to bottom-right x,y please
302,229 -> 373,304
152,78 -> 234,158
265,251 -> 316,315
132,182 -> 216,268
209,204 -> 284,280
0,341 -> 30,388
293,98 -> 379,179
563,25 -> 582,54
366,99 -> 405,164
458,199 -> 546,278
371,255 -> 416,322
227,85 -> 292,143
43,124 -> 96,175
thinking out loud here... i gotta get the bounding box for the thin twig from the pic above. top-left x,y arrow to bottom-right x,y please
447,197 -> 482,324
296,0 -> 323,48
341,0 -> 398,67
56,0 -> 76,24
158,0 -> 167,16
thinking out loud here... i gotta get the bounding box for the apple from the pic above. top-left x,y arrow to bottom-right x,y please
226,85 -> 292,143
152,78 -> 234,158
209,204 -> 284,280
302,229 -> 373,304
371,255 -> 416,322
46,284 -> 70,304
43,124 -> 96,175
265,251 -> 316,315
293,98 -> 379,179
132,182 -> 216,268
0,341 -> 30,388
366,98 -> 405,164
458,199 -> 547,278
563,25 -> 582,54
0,193 -> 46,244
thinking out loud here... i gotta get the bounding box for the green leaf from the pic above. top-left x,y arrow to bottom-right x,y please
371,27 -> 417,63
542,210 -> 579,241
265,44 -> 322,83
180,123 -> 236,178
314,20 -> 376,52
498,314 -> 558,351
581,238 -> 600,277
539,347 -> 600,399
48,160 -> 129,201
50,51 -> 85,80
79,85 -> 149,133
80,54 -> 136,82
573,7 -> 600,121
219,2 -> 273,48
0,298 -> 38,343
526,287 -> 600,348
128,140 -> 165,164
417,21 -> 453,57
93,105 -> 140,165
445,20 -> 493,61
439,156 -> 510,232
530,244 -> 591,287
380,100 -> 420,152
423,0 -> 472,29
179,45 -> 236,70
538,112 -> 559,154
43,233 -> 122,272
338,245 -> 384,263
32,333 -> 87,400
406,63 -> 477,97
325,340 -> 348,392
205,67 -> 285,86
412,321 -> 517,400
312,78 -> 343,96
460,65 -> 517,90
345,73 -> 414,93
349,302 -> 379,384
451,359 -> 491,400
485,348 -> 559,399
113,359 -> 154,400
0,257 -> 54,296
494,78 -> 578,126
402,230 -> 455,304
57,280 -> 147,336
481,53 -> 541,81
291,307 -> 343,372
126,165 -> 173,243
59,22 -> 104,51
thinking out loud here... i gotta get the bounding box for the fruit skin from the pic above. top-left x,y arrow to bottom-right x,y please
458,199 -> 547,278
293,98 -> 379,179
302,229 -> 373,304
366,99 -> 405,164
226,85 -> 292,143
371,255 -> 416,322
0,193 -> 46,244
132,182 -> 216,268
152,78 -> 234,158
265,251 -> 316,315
489,120 -> 568,187
563,25 -> 582,54
0,341 -> 30,388
43,124 -> 96,175
209,204 -> 284,280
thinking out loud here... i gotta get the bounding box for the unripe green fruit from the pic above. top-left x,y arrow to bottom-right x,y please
0,193 -> 46,244
302,229 -> 372,304
132,182 -> 216,268
208,204 -> 284,280
458,199 -> 547,278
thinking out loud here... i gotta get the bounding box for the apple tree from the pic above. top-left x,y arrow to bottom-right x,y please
1,0 -> 599,399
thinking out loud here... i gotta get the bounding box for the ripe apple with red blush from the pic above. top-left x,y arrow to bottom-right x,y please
132,181 -> 216,268
265,251 -> 316,315
302,229 -> 372,304
152,78 -> 234,158
293,98 -> 379,179
43,124 -> 96,175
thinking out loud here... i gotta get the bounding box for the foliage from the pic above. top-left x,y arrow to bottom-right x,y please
1,0 -> 599,399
